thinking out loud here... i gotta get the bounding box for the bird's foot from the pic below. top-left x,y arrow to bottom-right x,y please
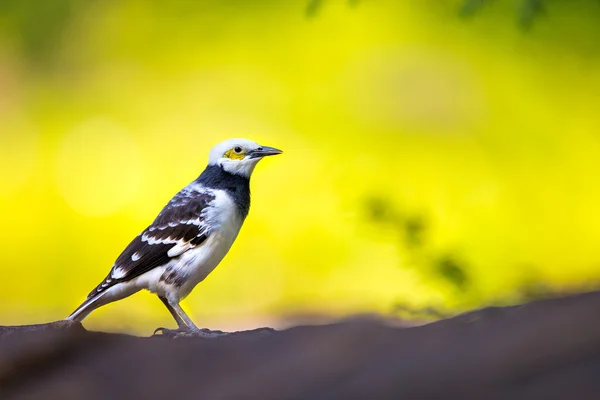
153,326 -> 229,339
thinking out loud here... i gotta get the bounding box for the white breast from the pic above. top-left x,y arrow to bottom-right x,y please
152,189 -> 245,301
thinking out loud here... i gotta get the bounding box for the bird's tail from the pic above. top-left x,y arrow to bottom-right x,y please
66,291 -> 107,322
66,272 -> 116,322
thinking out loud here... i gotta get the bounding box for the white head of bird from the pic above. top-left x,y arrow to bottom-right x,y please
208,138 -> 282,178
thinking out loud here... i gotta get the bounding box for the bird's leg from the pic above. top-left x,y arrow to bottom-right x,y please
169,301 -> 200,330
159,296 -> 188,329
169,301 -> 228,338
153,297 -> 228,338
153,296 -> 189,337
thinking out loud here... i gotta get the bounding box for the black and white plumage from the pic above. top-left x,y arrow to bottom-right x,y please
66,138 -> 282,336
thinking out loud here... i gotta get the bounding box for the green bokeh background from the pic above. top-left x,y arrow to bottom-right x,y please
1,0 -> 600,333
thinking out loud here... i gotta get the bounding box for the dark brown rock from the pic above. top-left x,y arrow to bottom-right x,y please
2,291 -> 600,399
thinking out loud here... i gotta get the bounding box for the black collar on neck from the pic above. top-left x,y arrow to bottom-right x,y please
195,165 -> 250,219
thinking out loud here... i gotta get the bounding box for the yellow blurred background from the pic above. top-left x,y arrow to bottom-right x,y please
1,0 -> 600,333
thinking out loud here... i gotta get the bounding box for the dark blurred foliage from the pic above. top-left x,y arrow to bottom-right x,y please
307,0 -> 599,31
1,0 -> 598,70
305,0 -> 360,17
435,255 -> 469,291
365,196 -> 470,292
364,196 -> 600,320
0,0 -> 74,65
461,0 -> 545,29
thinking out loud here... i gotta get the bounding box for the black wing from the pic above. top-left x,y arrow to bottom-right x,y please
88,188 -> 216,298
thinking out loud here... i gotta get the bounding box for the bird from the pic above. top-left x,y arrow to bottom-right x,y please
66,138 -> 282,337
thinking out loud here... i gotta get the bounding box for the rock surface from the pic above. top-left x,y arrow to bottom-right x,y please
3,291 -> 600,399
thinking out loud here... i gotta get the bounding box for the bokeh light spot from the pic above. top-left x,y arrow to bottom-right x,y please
55,118 -> 143,217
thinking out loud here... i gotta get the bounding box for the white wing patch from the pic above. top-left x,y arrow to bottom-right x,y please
167,242 -> 194,258
112,267 -> 127,279
141,232 -> 180,245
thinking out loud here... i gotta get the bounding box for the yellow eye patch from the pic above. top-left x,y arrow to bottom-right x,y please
224,147 -> 246,160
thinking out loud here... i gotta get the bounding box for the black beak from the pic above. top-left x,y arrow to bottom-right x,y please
248,146 -> 283,159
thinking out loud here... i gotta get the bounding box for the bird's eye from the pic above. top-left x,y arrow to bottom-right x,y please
234,146 -> 243,154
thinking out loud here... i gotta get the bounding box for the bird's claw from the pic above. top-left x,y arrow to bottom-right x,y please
152,326 -> 229,339
153,327 -> 181,337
